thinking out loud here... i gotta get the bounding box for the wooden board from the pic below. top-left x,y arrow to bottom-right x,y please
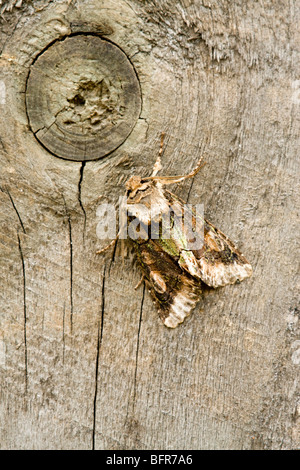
0,0 -> 299,450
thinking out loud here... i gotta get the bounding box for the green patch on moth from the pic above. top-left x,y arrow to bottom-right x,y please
159,237 -> 180,258
171,222 -> 191,250
146,241 -> 154,251
179,250 -> 194,265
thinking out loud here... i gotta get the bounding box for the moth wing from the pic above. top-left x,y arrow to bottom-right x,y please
163,190 -> 252,288
193,220 -> 253,288
157,193 -> 203,279
135,240 -> 202,328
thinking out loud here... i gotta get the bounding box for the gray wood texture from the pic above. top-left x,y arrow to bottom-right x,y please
26,34 -> 142,161
0,0 -> 299,450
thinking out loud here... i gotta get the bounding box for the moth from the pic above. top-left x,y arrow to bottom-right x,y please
97,136 -> 252,328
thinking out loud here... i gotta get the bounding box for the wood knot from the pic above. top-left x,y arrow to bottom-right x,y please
25,34 -> 141,161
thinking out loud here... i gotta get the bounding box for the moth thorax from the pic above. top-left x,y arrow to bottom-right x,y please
125,175 -> 142,192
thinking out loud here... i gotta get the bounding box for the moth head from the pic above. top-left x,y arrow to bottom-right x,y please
125,175 -> 154,203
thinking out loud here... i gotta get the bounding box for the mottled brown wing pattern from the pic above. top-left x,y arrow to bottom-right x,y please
134,239 -> 202,328
164,190 -> 252,288
98,153 -> 252,328
193,220 -> 253,288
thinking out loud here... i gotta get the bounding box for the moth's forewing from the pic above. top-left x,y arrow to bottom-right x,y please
134,239 -> 202,328
163,190 -> 252,288
125,178 -> 252,328
193,220 -> 253,288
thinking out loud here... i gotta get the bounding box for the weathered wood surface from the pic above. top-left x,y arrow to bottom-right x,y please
0,0 -> 299,450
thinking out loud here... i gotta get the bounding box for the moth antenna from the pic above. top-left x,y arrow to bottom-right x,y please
183,155 -> 206,180
151,132 -> 165,177
145,157 -> 206,185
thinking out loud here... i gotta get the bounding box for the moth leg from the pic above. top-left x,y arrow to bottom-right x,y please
151,132 -> 165,177
134,274 -> 145,290
96,234 -> 119,255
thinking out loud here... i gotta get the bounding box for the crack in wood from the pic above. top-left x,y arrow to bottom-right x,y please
0,186 -> 26,234
132,283 -> 145,409
61,195 -> 74,336
92,263 -> 106,450
17,233 -> 28,394
7,189 -> 26,234
78,161 -> 87,237
25,33 -> 142,161
67,213 -> 74,335
1,186 -> 28,393
0,137 -> 6,153
108,237 -> 119,273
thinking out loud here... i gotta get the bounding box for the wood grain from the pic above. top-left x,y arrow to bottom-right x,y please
26,34 -> 141,161
0,0 -> 299,450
